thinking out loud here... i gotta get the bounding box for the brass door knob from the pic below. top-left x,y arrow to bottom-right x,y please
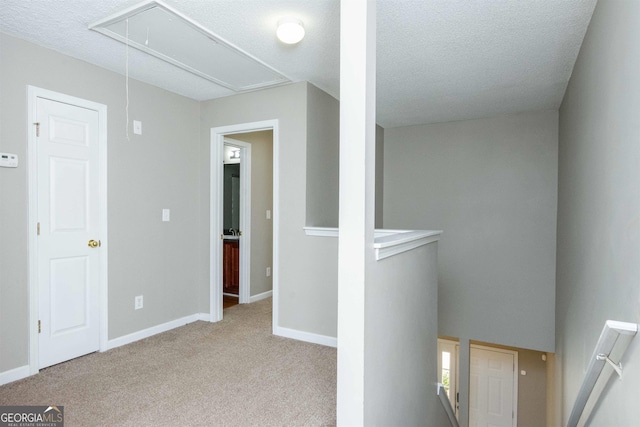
88,239 -> 101,248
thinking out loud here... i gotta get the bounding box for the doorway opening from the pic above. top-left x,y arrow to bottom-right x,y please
438,338 -> 460,415
209,120 -> 278,326
221,138 -> 251,309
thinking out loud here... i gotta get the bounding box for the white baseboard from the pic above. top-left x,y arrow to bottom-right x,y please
249,290 -> 273,303
195,313 -> 210,321
105,313 -> 206,351
2,313 -> 212,385
274,326 -> 337,348
0,364 -> 31,386
2,316 -> 334,386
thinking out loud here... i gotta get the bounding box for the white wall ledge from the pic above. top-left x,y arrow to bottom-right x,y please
373,230 -> 442,260
303,227 -> 442,260
303,226 -> 340,237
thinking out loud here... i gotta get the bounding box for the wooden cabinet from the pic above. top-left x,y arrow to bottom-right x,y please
223,240 -> 239,295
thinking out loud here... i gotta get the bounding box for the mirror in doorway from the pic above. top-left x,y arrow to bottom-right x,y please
223,163 -> 240,234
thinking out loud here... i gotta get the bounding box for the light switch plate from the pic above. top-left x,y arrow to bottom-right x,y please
133,120 -> 142,135
162,209 -> 170,222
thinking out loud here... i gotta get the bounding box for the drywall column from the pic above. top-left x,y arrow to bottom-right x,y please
336,0 -> 376,425
458,338 -> 470,427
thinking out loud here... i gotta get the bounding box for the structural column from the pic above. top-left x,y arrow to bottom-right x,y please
336,0 -> 376,425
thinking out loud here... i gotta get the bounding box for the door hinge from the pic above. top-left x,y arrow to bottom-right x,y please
34,122 -> 40,137
37,222 -> 40,236
38,320 -> 41,333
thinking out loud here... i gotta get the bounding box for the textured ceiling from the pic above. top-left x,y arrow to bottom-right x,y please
0,0 -> 597,128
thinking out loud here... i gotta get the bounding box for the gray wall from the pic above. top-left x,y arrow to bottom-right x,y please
364,242 -> 450,426
556,0 -> 640,424
306,84 -> 339,227
305,88 -> 384,230
0,34 -> 201,372
199,82 -> 338,338
375,124 -> 384,228
231,130 -> 273,297
383,111 -> 558,352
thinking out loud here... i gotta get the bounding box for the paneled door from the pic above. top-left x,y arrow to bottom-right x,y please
37,96 -> 101,368
469,346 -> 517,427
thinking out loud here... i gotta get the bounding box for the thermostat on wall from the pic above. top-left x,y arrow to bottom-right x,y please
0,153 -> 18,168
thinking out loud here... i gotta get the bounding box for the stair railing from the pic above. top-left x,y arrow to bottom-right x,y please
566,320 -> 637,427
437,382 -> 460,427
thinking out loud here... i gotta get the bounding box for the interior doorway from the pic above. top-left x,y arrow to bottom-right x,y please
210,121 -> 277,324
221,138 -> 250,309
438,339 -> 459,415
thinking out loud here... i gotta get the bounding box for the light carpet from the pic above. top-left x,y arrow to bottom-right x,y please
0,299 -> 337,426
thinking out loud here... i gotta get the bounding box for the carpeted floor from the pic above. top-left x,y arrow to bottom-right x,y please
0,299 -> 337,426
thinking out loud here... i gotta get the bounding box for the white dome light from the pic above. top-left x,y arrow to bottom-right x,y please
277,18 -> 305,45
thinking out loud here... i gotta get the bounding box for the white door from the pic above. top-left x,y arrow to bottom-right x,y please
37,97 -> 101,368
469,346 -> 517,427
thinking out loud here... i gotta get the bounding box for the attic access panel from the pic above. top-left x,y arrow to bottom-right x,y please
89,0 -> 290,92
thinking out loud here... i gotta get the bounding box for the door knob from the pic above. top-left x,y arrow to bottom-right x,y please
88,239 -> 101,248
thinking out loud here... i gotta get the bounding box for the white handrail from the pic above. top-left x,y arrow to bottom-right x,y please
437,383 -> 460,427
566,320 -> 637,427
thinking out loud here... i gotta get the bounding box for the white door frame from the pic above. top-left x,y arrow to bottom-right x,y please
470,344 -> 519,427
209,120 -> 278,324
222,137 -> 251,304
27,86 -> 109,374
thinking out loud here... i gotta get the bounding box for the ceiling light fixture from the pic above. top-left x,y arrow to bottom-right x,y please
277,17 -> 305,45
